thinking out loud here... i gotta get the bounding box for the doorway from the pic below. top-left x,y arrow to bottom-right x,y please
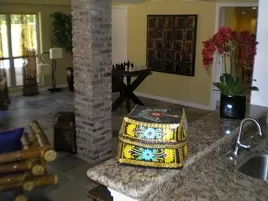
112,6 -> 128,64
211,2 -> 259,110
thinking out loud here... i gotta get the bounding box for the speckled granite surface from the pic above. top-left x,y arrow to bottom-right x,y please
87,105 -> 268,200
168,124 -> 268,201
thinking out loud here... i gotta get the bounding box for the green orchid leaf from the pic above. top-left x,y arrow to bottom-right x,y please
233,75 -> 241,85
233,79 -> 245,95
215,73 -> 258,95
251,86 -> 259,91
245,86 -> 259,91
213,82 -> 228,94
222,74 -> 235,95
220,75 -> 226,84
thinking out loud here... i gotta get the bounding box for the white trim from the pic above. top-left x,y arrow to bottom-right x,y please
112,5 -> 128,84
9,84 -> 68,97
108,188 -> 137,201
211,2 -> 259,110
135,92 -> 213,110
112,5 -> 128,62
216,2 -> 258,8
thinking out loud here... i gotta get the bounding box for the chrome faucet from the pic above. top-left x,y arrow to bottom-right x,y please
227,117 -> 263,161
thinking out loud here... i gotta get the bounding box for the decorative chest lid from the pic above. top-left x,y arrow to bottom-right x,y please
124,105 -> 187,128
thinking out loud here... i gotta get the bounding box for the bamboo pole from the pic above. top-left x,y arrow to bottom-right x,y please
21,133 -> 30,150
0,173 -> 29,186
15,195 -> 28,201
29,121 -> 57,162
0,160 -> 29,174
0,148 -> 41,164
0,159 -> 44,175
0,147 -> 56,163
0,174 -> 58,192
27,131 -> 37,145
29,121 -> 50,147
42,148 -> 57,162
30,160 -> 45,176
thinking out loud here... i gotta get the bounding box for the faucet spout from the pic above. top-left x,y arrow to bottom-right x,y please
237,118 -> 263,141
227,117 -> 263,161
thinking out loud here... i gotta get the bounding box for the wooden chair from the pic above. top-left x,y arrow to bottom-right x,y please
112,74 -> 124,94
0,121 -> 58,201
112,63 -> 128,94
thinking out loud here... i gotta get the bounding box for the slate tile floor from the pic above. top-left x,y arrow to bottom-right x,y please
0,89 -> 212,201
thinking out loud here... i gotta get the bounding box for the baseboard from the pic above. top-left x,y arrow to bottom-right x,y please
134,92 -> 213,110
9,84 -> 68,97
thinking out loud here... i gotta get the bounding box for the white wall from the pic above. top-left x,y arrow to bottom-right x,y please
251,0 -> 268,107
112,6 -> 128,64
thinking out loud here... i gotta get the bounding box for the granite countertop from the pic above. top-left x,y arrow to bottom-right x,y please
169,124 -> 268,201
87,105 -> 268,200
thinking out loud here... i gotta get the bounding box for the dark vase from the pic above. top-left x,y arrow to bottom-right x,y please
220,94 -> 246,120
66,67 -> 74,92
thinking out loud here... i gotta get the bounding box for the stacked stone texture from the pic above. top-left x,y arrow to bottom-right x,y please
72,0 -> 112,163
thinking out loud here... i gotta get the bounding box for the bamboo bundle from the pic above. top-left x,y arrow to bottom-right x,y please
21,133 -> 30,150
0,147 -> 56,163
0,159 -> 44,176
29,121 -> 50,147
28,121 -> 57,162
15,195 -> 28,201
0,76 -> 6,91
30,160 -> 45,176
24,51 -> 37,79
27,131 -> 37,146
0,173 -> 29,186
0,121 -> 58,200
22,50 -> 38,96
0,174 -> 58,192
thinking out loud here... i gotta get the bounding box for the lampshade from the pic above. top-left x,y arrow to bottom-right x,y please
38,63 -> 51,75
49,48 -> 63,59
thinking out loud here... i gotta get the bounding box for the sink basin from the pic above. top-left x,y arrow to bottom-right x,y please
237,153 -> 268,181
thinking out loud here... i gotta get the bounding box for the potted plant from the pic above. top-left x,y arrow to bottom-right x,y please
50,12 -> 72,53
202,26 -> 258,119
50,12 -> 74,92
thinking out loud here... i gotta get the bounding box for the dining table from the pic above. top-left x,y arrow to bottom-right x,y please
112,69 -> 152,113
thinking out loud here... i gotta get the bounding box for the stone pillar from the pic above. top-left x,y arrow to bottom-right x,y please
71,0 -> 112,163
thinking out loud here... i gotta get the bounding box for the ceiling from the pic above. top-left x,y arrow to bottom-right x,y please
235,6 -> 258,18
0,0 -> 70,5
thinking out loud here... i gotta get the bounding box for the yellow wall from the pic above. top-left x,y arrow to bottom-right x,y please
224,7 -> 237,30
224,7 -> 258,33
235,13 -> 257,33
0,2 -> 72,92
126,0 -> 216,106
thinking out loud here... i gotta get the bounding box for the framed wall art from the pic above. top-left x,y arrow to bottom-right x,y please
146,15 -> 198,76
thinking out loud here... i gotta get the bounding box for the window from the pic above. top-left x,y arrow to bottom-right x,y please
0,14 -> 40,88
